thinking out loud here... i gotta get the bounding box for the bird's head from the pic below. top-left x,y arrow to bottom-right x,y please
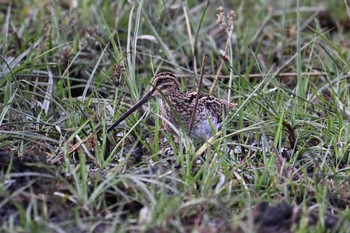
149,72 -> 181,97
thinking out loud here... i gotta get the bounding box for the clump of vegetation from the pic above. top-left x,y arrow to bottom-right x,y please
1,0 -> 350,232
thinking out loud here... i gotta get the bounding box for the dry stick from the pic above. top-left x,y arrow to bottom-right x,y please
269,140 -> 300,178
189,54 -> 207,133
209,29 -> 233,95
269,140 -> 288,177
177,71 -> 328,79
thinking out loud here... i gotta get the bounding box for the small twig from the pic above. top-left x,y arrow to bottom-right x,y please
176,71 -> 328,79
189,54 -> 207,133
269,140 -> 288,177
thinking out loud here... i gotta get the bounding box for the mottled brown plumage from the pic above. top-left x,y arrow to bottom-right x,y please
107,72 -> 236,139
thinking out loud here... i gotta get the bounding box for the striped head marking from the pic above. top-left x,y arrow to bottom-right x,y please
150,72 -> 181,97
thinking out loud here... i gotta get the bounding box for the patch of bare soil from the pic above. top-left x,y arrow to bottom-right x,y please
250,202 -> 340,233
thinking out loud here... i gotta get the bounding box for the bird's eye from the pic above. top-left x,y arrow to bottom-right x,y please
155,78 -> 166,86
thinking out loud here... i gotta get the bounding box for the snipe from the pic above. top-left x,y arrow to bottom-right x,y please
107,72 -> 236,139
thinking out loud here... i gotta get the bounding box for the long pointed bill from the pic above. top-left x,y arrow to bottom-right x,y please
107,89 -> 154,133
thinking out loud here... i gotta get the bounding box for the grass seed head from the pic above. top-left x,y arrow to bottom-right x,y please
216,5 -> 236,32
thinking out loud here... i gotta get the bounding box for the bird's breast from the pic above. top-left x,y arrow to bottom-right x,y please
190,117 -> 221,139
159,96 -> 224,139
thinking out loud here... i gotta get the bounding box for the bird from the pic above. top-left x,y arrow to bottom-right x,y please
107,72 -> 236,139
